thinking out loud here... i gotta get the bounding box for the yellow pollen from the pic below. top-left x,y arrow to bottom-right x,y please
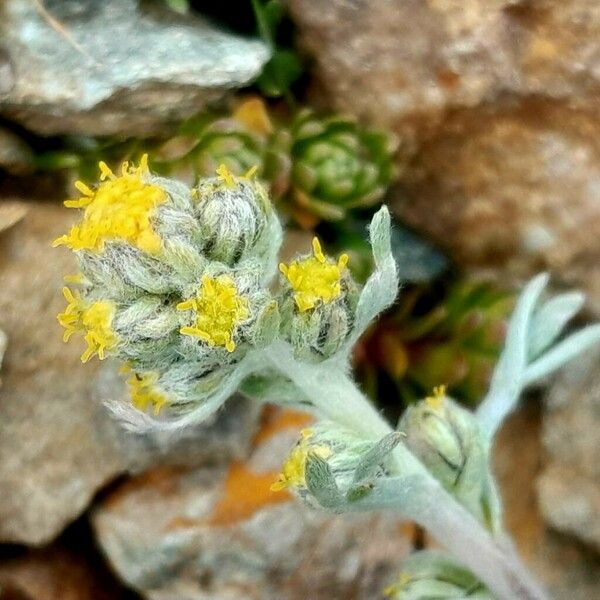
383,573 -> 413,597
58,287 -> 118,362
243,165 -> 258,179
270,430 -> 332,491
53,154 -> 167,254
63,273 -> 85,284
177,274 -> 250,352
426,384 -> 447,411
279,237 -> 349,312
126,368 -> 169,415
216,163 -> 236,188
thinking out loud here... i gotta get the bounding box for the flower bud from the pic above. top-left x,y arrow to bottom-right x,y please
123,358 -> 237,417
278,237 -> 358,361
192,164 -> 282,270
272,421 -> 400,510
384,551 -> 492,600
399,386 -> 490,523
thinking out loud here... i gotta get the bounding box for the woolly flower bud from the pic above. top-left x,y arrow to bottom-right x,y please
399,386 -> 490,523
384,551 -> 492,600
122,358 -> 238,418
193,165 -> 281,270
272,421 -> 400,510
279,237 -> 358,361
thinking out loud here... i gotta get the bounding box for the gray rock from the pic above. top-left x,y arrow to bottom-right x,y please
538,349 -> 600,550
92,409 -> 414,600
289,0 -> 600,314
0,47 -> 15,95
0,202 -> 261,546
0,0 -> 270,135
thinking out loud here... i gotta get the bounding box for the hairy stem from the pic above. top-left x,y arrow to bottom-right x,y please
264,342 -> 548,600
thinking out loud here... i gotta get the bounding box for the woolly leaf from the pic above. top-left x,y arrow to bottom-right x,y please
524,324 -> 600,384
349,206 -> 399,346
352,431 -> 403,485
528,292 -> 585,359
477,274 -> 548,438
305,452 -> 344,509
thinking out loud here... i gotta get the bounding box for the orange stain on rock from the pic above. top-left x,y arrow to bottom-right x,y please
252,406 -> 314,446
208,461 -> 291,526
208,407 -> 314,526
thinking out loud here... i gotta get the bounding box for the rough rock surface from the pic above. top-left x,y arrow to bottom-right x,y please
495,401 -> 600,600
0,126 -> 34,175
0,0 -> 269,136
289,0 -> 600,139
0,202 -> 261,545
537,349 -> 600,551
398,102 -> 600,313
0,546 -> 125,600
0,328 -> 6,383
92,407 -> 414,600
289,0 -> 600,312
0,200 -> 27,234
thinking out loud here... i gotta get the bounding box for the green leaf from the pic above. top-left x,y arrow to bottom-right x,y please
323,214 -> 448,284
352,432 -> 403,485
163,0 -> 189,14
305,453 -> 344,509
257,49 -> 303,97
251,0 -> 284,48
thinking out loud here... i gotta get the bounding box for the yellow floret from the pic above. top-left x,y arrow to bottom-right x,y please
383,573 -> 413,597
177,274 -> 250,352
270,429 -> 332,491
216,163 -> 237,188
126,369 -> 169,415
425,384 -> 447,411
58,287 -> 118,362
279,237 -> 349,312
52,154 -> 167,254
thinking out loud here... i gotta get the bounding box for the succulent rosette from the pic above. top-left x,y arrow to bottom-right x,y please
288,110 -> 399,221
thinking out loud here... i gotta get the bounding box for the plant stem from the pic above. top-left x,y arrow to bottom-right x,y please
264,342 -> 549,600
352,476 -> 548,600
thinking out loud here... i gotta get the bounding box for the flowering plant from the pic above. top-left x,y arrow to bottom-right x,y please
55,158 -> 600,599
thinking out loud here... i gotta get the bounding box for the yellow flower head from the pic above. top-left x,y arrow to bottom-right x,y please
125,367 -> 169,415
279,237 -> 349,312
53,154 -> 167,254
425,385 -> 447,411
270,429 -> 332,491
58,287 -> 118,362
177,274 -> 250,352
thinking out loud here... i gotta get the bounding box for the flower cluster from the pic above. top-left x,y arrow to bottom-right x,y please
54,157 -> 367,427
55,158 -> 284,421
